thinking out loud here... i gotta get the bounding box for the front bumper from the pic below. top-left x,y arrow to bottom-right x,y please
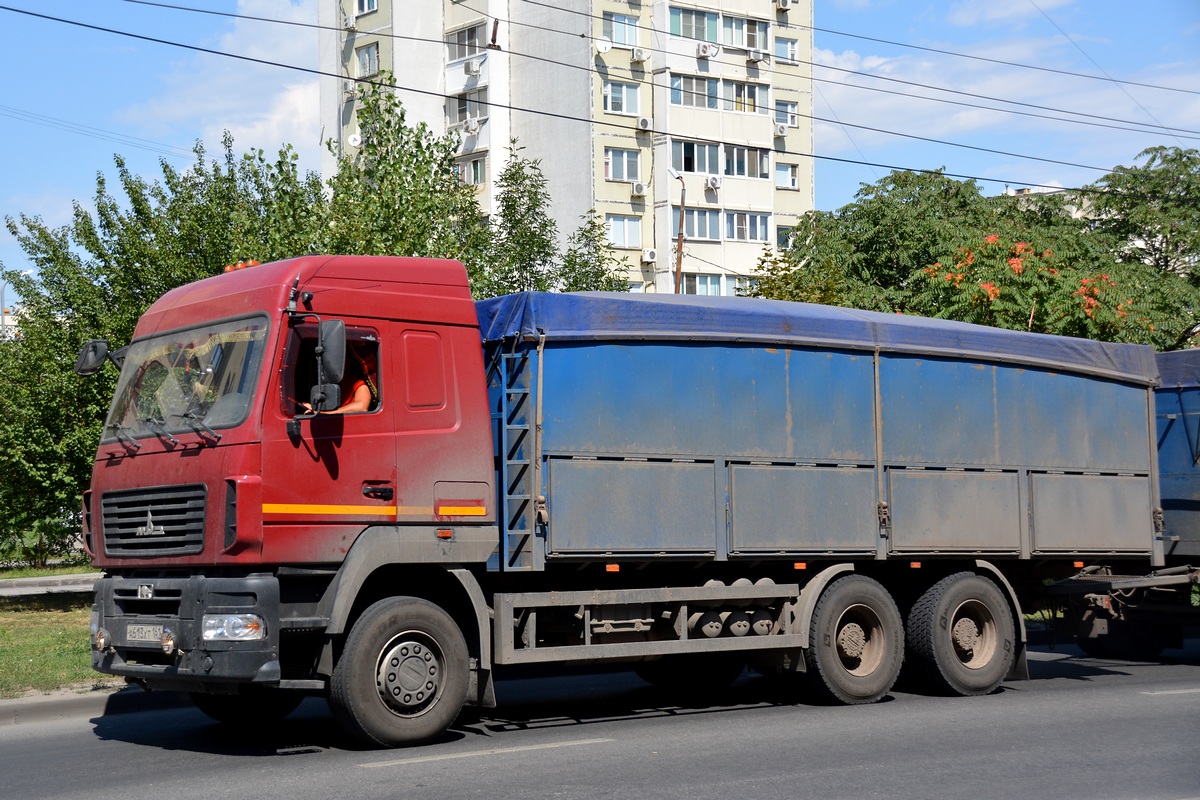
91,573 -> 281,691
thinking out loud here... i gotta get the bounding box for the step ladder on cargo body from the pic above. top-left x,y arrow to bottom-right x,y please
487,340 -> 546,572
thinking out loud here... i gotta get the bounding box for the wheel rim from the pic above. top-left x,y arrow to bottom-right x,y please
375,630 -> 443,717
948,599 -> 998,670
834,603 -> 885,677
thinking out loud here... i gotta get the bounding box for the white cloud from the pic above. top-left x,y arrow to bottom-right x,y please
118,0 -> 322,171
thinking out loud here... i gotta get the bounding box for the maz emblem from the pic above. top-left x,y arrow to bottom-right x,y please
138,584 -> 154,599
135,509 -> 166,537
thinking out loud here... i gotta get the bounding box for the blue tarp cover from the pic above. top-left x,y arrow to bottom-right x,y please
477,292 -> 1159,386
1157,349 -> 1200,389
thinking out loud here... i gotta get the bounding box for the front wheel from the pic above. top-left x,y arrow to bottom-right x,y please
330,597 -> 469,747
804,575 -> 904,704
906,572 -> 1015,696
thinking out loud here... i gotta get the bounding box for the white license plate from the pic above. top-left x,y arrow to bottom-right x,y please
126,623 -> 163,644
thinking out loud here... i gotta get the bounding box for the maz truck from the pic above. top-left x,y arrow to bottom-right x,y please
75,255 -> 1199,747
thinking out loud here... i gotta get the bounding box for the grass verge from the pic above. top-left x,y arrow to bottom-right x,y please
0,564 -> 96,581
0,594 -> 119,698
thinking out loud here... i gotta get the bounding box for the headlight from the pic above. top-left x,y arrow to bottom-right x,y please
202,614 -> 266,641
89,608 -> 100,636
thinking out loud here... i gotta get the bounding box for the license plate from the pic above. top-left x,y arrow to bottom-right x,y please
126,623 -> 164,644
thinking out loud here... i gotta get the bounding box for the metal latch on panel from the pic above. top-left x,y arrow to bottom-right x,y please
536,495 -> 549,526
877,501 -> 891,537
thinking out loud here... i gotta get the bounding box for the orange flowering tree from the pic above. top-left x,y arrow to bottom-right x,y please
908,232 -> 1196,348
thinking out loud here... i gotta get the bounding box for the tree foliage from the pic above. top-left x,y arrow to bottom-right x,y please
753,162 -> 1200,350
1083,146 -> 1200,278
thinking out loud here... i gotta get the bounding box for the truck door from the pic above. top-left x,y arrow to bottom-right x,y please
260,320 -> 397,562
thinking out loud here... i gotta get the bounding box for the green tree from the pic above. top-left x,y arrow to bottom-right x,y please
323,75 -> 491,290
1082,146 -> 1200,278
482,139 -> 559,296
559,212 -> 631,293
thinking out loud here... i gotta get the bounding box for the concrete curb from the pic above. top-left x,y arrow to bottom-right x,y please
0,573 -> 101,598
0,686 -> 191,727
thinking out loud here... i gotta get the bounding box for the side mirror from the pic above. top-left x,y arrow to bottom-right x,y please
318,320 -> 345,384
74,339 -> 109,376
309,383 -> 342,413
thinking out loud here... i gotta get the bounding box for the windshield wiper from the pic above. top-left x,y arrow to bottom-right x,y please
170,409 -> 223,444
106,421 -> 141,452
140,416 -> 180,446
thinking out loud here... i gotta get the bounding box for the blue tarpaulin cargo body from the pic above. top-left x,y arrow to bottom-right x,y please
1155,349 -> 1200,558
477,292 -> 1162,568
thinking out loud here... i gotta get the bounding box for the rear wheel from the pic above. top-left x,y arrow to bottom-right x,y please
804,575 -> 904,704
330,597 -> 468,748
906,572 -> 1014,696
189,688 -> 303,725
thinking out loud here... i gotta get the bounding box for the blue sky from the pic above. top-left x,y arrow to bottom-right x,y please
1,0 -> 1198,301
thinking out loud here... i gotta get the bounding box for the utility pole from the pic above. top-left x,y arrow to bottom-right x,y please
667,167 -> 685,293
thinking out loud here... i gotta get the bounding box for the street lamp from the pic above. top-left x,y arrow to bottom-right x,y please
1,270 -> 33,339
666,167 -> 685,294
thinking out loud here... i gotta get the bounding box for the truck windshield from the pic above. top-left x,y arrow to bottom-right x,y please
103,316 -> 270,442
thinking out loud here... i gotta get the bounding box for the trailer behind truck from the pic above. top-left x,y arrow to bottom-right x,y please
77,255 -> 1190,747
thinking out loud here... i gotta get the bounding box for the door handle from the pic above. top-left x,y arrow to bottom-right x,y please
362,484 -> 394,501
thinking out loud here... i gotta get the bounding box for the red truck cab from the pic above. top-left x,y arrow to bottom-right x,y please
82,256 -> 496,729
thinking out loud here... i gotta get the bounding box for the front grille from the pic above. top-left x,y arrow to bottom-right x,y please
102,485 -> 207,557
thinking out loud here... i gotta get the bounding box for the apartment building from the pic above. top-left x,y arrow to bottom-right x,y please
317,0 -> 814,293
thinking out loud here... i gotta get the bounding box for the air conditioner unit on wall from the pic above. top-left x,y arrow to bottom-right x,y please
343,80 -> 357,96
464,58 -> 482,76
748,49 -> 769,64
462,117 -> 480,134
705,175 -> 722,190
774,122 -> 789,138
636,116 -> 653,131
776,0 -> 793,10
630,181 -> 648,197
631,47 -> 651,63
343,15 -> 356,30
641,248 -> 658,264
696,42 -> 719,59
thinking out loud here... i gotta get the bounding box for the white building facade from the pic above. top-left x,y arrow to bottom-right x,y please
318,0 -> 814,293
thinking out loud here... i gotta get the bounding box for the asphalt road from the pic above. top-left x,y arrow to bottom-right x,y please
3,641 -> 1198,800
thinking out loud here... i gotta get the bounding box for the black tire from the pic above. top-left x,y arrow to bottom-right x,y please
634,653 -> 745,692
330,597 -> 469,748
906,572 -> 1015,696
189,688 -> 303,725
804,575 -> 904,705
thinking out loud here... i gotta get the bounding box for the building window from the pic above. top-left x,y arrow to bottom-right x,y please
775,100 -> 799,127
727,275 -> 753,296
725,146 -> 770,179
606,215 -> 641,248
356,42 -> 379,78
357,0 -> 377,13
776,226 -> 794,249
672,140 -> 721,174
457,154 -> 487,185
446,24 -> 484,61
679,273 -> 722,295
774,37 -> 798,63
723,16 -> 768,50
726,211 -> 770,242
603,12 -> 639,46
604,148 -> 640,182
603,81 -> 640,115
723,80 -> 768,114
447,89 -> 488,125
776,163 -> 798,189
670,74 -> 719,109
672,207 -> 721,241
669,7 -> 718,42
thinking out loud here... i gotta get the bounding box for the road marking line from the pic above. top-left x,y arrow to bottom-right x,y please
1139,688 -> 1200,696
361,737 -> 615,769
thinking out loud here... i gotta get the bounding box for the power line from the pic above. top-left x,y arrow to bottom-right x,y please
0,104 -> 195,160
809,23 -> 1200,97
125,0 -> 1200,142
0,4 -> 1171,200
